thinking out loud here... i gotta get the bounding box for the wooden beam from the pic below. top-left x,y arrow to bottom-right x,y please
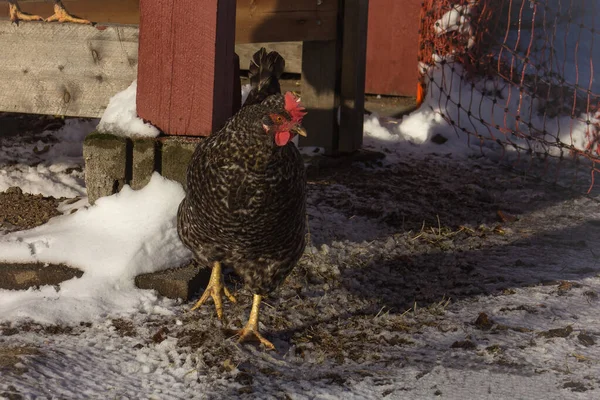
235,0 -> 338,44
338,0 -> 368,152
299,40 -> 340,154
0,20 -> 304,118
299,0 -> 368,154
0,0 -> 338,43
136,0 -> 237,136
0,21 -> 137,117
0,0 -> 140,25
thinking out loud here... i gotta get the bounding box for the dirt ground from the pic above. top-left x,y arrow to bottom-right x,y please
1,113 -> 599,398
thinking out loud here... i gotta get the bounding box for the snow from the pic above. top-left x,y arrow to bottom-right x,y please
0,118 -> 94,198
97,80 -> 161,138
0,173 -> 191,324
434,1 -> 476,49
503,1 -> 597,93
3,114 -> 599,398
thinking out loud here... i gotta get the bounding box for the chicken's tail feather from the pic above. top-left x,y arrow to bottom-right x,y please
244,48 -> 285,107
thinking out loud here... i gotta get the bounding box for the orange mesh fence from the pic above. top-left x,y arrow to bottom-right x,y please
418,0 -> 600,192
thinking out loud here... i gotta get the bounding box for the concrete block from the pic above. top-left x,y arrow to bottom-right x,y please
83,132 -> 128,204
131,138 -> 156,190
84,134 -> 200,204
134,263 -> 209,300
0,263 -> 83,290
160,137 -> 200,188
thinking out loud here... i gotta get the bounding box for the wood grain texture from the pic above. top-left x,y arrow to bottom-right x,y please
0,21 -> 137,117
0,0 -> 337,43
136,0 -> 237,137
235,0 -> 338,43
365,0 -> 421,95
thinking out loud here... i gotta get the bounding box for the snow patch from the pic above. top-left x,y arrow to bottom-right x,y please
0,119 -> 94,198
97,80 -> 160,138
0,173 -> 192,324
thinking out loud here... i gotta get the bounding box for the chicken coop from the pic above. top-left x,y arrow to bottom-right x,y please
0,0 -> 376,155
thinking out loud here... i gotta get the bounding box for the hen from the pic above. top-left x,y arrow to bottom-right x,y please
177,48 -> 307,349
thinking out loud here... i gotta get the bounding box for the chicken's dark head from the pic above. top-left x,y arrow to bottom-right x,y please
261,92 -> 307,146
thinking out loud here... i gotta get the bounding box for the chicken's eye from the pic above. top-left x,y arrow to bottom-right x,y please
271,114 -> 284,124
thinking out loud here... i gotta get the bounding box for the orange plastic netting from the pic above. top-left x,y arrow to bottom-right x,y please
417,0 -> 600,191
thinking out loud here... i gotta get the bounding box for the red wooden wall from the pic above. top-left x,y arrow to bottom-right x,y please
365,0 -> 421,96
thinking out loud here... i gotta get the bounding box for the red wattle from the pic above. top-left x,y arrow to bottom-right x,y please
275,131 -> 291,146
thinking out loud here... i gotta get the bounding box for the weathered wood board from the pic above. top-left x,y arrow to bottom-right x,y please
0,0 -> 337,43
0,18 -> 302,118
0,22 -> 137,118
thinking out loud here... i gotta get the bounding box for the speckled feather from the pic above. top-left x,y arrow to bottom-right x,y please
177,95 -> 306,295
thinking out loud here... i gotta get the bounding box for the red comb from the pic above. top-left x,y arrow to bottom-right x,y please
284,92 -> 307,123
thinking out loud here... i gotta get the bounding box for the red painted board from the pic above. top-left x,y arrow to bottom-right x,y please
365,0 -> 421,96
136,0 -> 238,136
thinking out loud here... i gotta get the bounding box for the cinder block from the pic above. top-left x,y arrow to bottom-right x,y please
160,137 -> 200,188
0,263 -> 83,290
83,132 -> 128,204
134,263 -> 209,300
131,138 -> 156,190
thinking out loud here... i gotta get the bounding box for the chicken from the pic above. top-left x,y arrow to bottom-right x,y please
177,48 -> 307,350
8,0 -> 91,24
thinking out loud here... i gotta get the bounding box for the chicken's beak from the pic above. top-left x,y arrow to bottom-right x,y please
291,125 -> 307,137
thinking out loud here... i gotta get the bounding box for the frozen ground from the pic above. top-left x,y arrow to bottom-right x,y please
0,109 -> 599,399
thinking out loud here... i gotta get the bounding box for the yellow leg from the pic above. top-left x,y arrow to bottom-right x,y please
237,294 -> 275,350
46,1 -> 91,24
190,261 -> 236,320
9,3 -> 43,23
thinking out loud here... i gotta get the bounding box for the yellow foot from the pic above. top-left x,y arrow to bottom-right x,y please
46,3 -> 91,24
9,4 -> 43,24
236,294 -> 275,350
237,326 -> 275,351
190,261 -> 236,320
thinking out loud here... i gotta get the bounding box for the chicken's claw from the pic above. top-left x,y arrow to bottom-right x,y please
236,294 -> 275,350
190,261 -> 236,320
46,2 -> 91,25
237,326 -> 276,351
9,3 -> 43,24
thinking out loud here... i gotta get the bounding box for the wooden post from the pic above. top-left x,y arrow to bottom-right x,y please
136,0 -> 238,136
300,0 -> 368,154
338,0 -> 369,153
299,40 -> 341,154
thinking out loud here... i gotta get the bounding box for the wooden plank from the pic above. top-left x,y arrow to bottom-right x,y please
236,42 -> 302,74
299,40 -> 340,154
236,0 -> 337,13
136,0 -> 237,136
0,0 -> 338,43
365,0 -> 420,95
0,0 -> 140,25
235,11 -> 337,44
0,21 -> 137,117
235,0 -> 339,43
338,0 -> 368,152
